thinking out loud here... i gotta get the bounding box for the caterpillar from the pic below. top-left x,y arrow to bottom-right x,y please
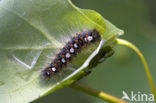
42,29 -> 101,79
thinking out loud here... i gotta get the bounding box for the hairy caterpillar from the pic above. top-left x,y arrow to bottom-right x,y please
42,29 -> 101,78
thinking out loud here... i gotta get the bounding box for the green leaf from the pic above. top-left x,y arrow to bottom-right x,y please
0,0 -> 123,102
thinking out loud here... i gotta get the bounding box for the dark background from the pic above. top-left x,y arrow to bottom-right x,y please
33,0 -> 156,103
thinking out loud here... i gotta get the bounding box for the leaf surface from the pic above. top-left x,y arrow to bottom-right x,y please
0,0 -> 123,102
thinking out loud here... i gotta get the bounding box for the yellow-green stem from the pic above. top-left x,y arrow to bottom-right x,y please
115,38 -> 156,101
70,82 -> 127,103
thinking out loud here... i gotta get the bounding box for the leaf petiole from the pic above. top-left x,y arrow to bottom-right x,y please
70,82 -> 127,103
115,38 -> 156,101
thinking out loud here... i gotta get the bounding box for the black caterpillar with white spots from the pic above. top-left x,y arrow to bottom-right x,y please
42,29 -> 101,78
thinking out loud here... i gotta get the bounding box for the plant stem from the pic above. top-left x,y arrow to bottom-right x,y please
115,38 -> 156,100
70,82 -> 127,103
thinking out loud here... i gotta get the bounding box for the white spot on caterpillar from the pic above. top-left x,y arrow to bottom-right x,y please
87,36 -> 93,41
61,58 -> 66,63
74,43 -> 78,48
46,71 -> 50,76
51,67 -> 56,72
70,48 -> 74,53
84,38 -> 88,42
65,53 -> 71,58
